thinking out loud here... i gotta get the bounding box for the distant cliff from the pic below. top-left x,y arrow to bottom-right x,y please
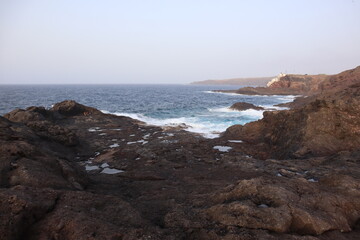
190,76 -> 273,86
215,67 -> 360,95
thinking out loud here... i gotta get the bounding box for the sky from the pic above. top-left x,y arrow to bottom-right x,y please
0,0 -> 359,84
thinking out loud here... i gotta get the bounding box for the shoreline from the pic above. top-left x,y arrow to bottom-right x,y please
1,64 -> 360,239
1,99 -> 360,239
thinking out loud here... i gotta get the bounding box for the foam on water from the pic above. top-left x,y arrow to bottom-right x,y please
0,85 -> 297,140
102,110 -> 226,138
203,91 -> 242,96
101,108 -> 266,138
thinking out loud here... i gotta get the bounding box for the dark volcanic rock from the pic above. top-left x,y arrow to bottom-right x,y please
51,100 -> 102,116
1,96 -> 360,239
229,102 -> 264,111
0,186 -> 58,240
4,107 -> 49,122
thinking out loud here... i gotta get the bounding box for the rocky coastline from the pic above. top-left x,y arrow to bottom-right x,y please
1,66 -> 360,239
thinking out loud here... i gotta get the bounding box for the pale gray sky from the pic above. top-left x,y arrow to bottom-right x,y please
0,0 -> 359,84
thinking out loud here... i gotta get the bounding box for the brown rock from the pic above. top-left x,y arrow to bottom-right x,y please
229,102 -> 264,111
51,100 -> 102,116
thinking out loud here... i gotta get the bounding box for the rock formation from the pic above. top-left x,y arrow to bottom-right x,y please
1,67 -> 360,239
222,66 -> 360,159
229,102 -> 264,111
216,66 -> 360,96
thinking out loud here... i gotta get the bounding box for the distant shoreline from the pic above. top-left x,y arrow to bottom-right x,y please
190,76 -> 273,86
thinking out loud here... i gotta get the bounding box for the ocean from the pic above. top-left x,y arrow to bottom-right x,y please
0,84 -> 295,138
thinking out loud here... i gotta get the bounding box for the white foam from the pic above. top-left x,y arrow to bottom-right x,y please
213,146 -> 232,152
101,167 -> 124,174
127,141 -> 137,144
109,143 -> 120,148
100,107 -> 263,139
203,91 -> 241,96
208,107 -> 239,113
99,133 -> 107,136
228,140 -> 243,143
208,107 -> 265,118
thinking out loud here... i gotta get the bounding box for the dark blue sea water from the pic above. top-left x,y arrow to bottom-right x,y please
0,85 -> 295,137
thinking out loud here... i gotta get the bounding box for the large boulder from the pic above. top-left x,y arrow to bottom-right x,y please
51,100 -> 102,116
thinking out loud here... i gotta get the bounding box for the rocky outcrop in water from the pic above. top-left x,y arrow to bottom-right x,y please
229,102 -> 264,111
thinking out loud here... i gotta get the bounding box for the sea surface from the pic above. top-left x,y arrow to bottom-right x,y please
0,85 -> 295,138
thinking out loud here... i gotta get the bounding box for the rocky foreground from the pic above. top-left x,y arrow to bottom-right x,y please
1,67 -> 360,239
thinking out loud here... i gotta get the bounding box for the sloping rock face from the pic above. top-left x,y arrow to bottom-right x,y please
268,66 -> 360,95
267,74 -> 329,93
216,66 -> 360,96
223,67 -> 360,159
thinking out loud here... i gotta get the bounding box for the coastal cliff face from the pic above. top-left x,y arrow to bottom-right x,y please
217,66 -> 360,96
190,76 -> 273,86
1,99 -> 360,239
268,66 -> 360,94
223,66 -> 360,159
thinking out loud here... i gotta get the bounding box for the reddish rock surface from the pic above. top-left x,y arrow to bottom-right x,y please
223,68 -> 360,159
216,66 -> 360,96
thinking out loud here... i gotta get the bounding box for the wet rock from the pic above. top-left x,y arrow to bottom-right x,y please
229,102 -> 264,111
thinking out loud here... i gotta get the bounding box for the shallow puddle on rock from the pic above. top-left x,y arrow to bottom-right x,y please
101,167 -> 124,174
85,165 -> 100,171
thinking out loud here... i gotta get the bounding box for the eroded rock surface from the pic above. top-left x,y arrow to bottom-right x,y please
223,73 -> 360,159
1,97 -> 359,239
